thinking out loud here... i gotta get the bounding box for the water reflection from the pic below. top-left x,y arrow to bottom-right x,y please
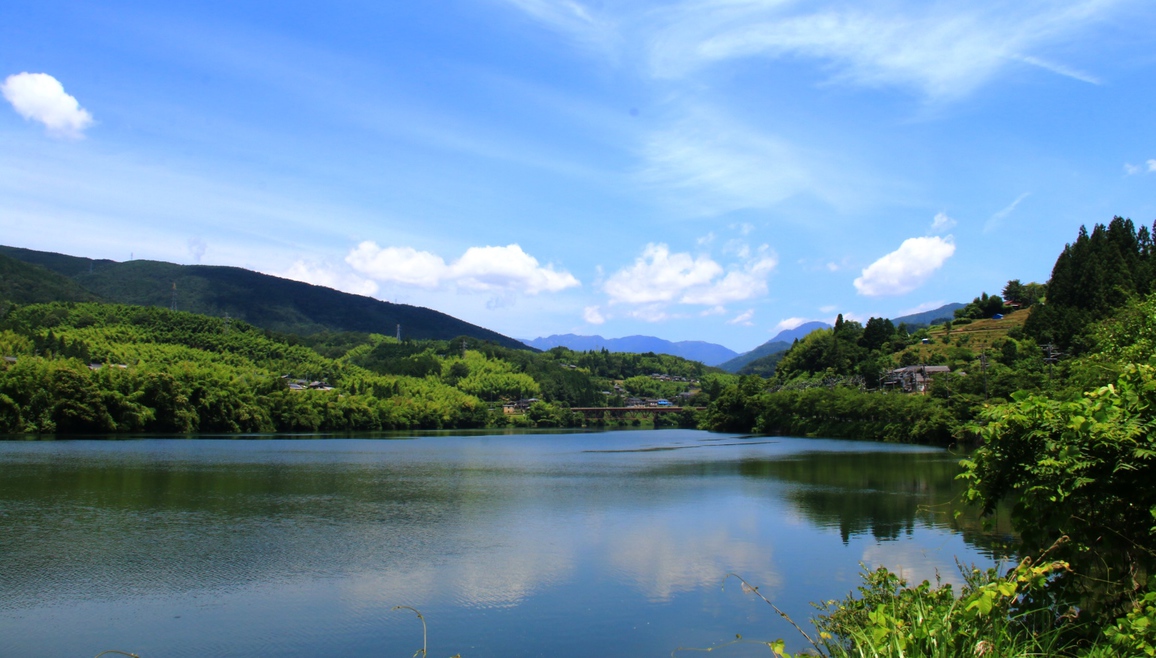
0,432 -> 1011,658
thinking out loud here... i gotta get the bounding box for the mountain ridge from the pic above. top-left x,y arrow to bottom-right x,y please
522,333 -> 738,366
0,245 -> 528,350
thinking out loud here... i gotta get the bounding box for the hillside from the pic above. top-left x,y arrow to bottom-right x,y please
522,333 -> 738,366
902,308 -> 1031,363
0,253 -> 101,305
0,246 -> 526,350
718,321 -> 831,372
0,300 -> 733,433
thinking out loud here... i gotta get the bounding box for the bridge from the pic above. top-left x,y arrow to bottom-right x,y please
569,406 -> 707,421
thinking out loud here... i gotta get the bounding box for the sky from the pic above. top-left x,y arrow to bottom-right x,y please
2,0 -> 1155,352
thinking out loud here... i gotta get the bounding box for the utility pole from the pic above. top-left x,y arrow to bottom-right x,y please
396,324 -> 401,342
979,351 -> 989,400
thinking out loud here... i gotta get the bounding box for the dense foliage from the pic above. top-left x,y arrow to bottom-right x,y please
0,301 -> 723,434
1024,216 -> 1156,352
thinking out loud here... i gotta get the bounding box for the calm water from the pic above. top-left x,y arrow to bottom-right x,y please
0,430 -> 1011,657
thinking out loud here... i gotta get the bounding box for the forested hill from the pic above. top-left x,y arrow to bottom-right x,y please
0,253 -> 100,305
0,301 -> 731,434
0,245 -> 525,349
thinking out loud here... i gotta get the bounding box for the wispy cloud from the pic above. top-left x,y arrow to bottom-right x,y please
773,317 -> 812,333
504,0 -> 1125,101
1018,56 -> 1100,85
639,106 -> 849,215
983,192 -> 1031,233
929,212 -> 956,234
727,309 -> 755,326
583,305 -> 606,324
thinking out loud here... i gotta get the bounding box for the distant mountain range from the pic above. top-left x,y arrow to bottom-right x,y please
522,334 -> 739,366
717,321 -> 831,372
524,304 -> 966,372
891,303 -> 966,327
716,305 -> 965,373
0,246 -> 526,349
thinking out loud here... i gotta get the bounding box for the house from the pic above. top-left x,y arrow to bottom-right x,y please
883,365 -> 951,393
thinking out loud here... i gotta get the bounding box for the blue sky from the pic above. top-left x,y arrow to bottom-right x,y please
2,0 -> 1154,352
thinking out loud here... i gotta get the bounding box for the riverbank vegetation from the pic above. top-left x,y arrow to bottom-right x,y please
0,300 -> 732,434
715,217 -> 1156,657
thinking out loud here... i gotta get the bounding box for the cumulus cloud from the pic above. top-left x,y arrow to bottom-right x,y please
603,243 -> 722,304
603,243 -> 777,316
2,72 -> 94,138
281,260 -> 380,297
1150,159 -> 1156,173
854,236 -> 955,297
346,243 -> 448,288
453,244 -> 580,293
345,241 -> 580,294
929,212 -> 956,234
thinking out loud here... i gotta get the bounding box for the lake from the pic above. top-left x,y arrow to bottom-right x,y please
0,430 -> 1012,657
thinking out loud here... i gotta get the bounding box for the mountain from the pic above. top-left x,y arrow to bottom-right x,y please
0,245 -> 527,349
768,321 -> 832,344
718,321 -> 832,373
522,334 -> 739,366
891,303 -> 966,328
0,252 -> 101,305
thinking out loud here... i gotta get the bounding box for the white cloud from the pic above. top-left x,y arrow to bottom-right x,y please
2,73 -> 94,138
727,309 -> 755,326
281,259 -> 380,297
774,317 -> 811,333
854,236 -> 955,297
346,243 -> 448,288
583,305 -> 605,324
696,231 -> 715,246
640,108 -> 823,215
603,243 -> 722,304
497,0 -> 617,53
628,304 -> 674,323
1124,163 -> 1141,175
603,243 -> 777,312
1018,55 -> 1100,85
1149,159 -> 1156,173
506,1 -> 1124,102
929,212 -> 956,234
818,305 -> 838,314
345,241 -> 580,294
983,192 -> 1031,234
647,1 -> 1119,99
898,300 -> 949,316
452,244 -> 580,293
